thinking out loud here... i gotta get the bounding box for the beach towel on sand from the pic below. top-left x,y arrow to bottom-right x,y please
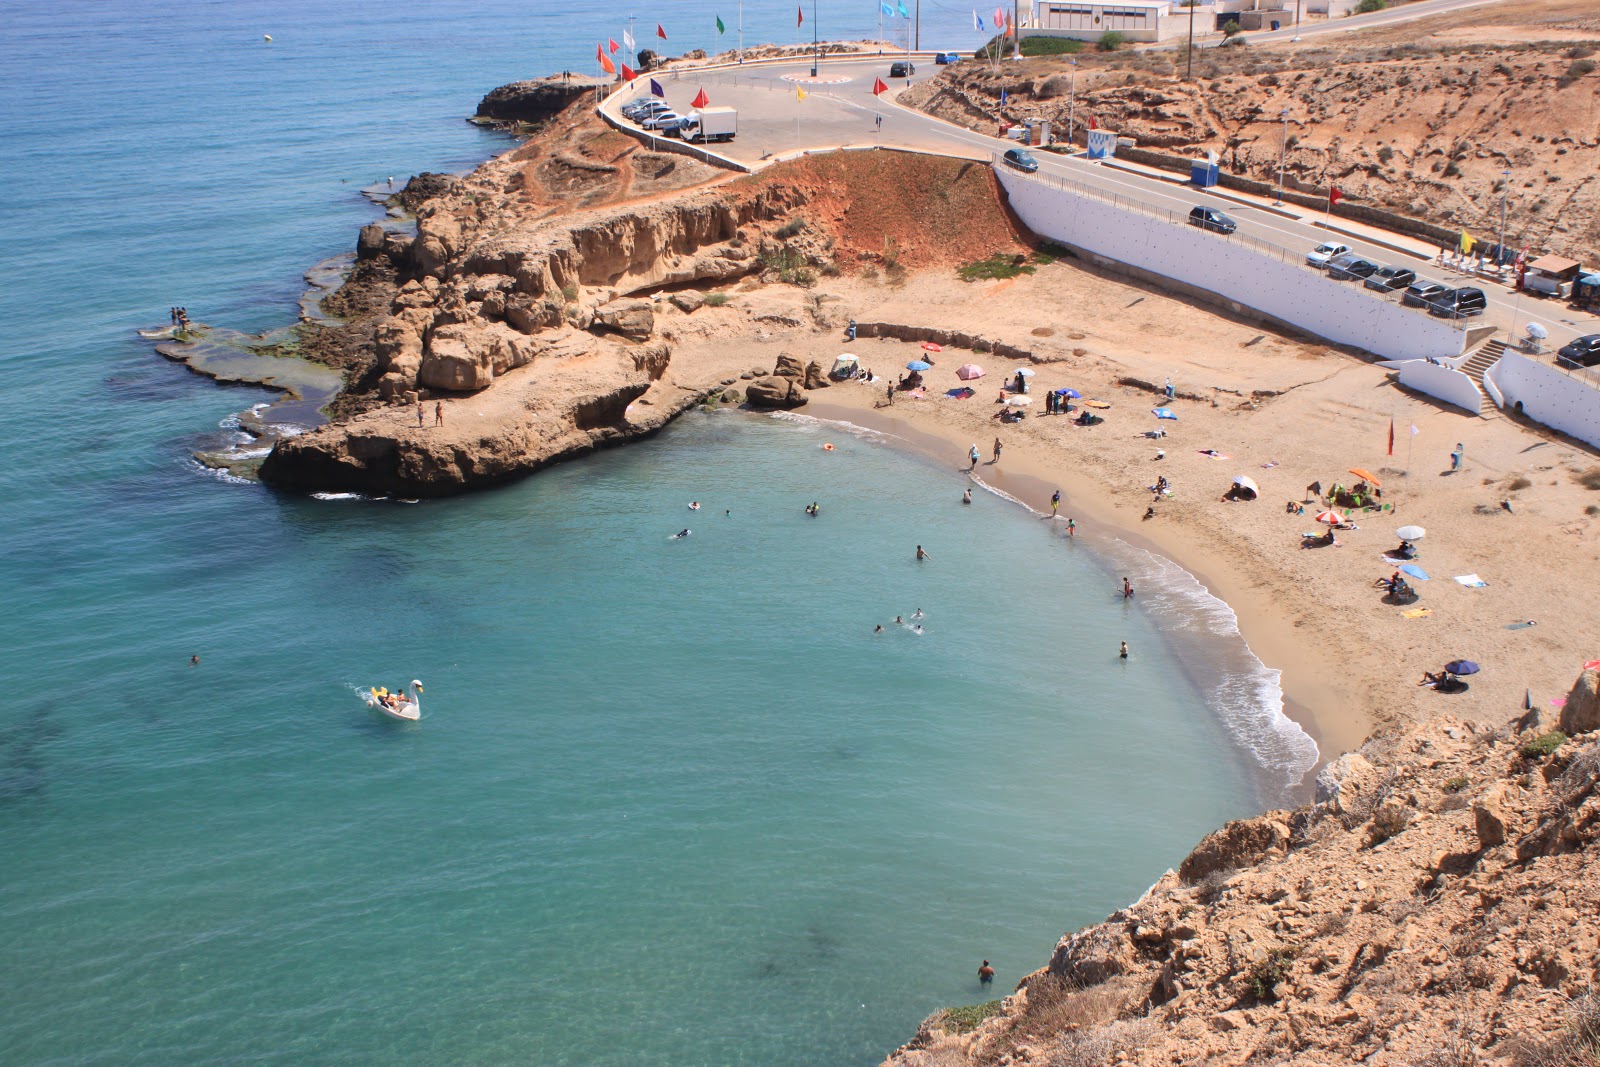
1401,607 -> 1432,619
1454,574 -> 1488,588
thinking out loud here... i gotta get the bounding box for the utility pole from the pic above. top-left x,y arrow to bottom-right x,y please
1066,56 -> 1077,149
915,0 -> 921,51
738,0 -> 743,62
810,0 -> 819,77
1498,166 -> 1510,264
1292,0 -> 1301,41
1186,1 -> 1196,80
1013,0 -> 1021,59
1276,107 -> 1290,205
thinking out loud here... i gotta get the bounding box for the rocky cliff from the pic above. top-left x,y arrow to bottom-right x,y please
885,671 -> 1600,1067
473,76 -> 606,126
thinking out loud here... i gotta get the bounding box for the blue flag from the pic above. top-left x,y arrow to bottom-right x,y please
973,10 -> 985,31
882,1 -> 894,14
1000,88 -> 1008,105
897,0 -> 909,16
650,78 -> 665,98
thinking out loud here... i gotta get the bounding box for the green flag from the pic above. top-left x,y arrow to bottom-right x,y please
716,14 -> 725,33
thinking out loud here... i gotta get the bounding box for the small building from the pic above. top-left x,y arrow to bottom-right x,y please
1030,0 -> 1198,43
1524,255 -> 1582,298
1212,0 -> 1291,31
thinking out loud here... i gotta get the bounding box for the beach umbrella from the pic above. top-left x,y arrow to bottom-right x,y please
1585,658 -> 1600,670
1399,563 -> 1429,581
835,354 -> 858,363
1015,367 -> 1035,376
1152,407 -> 1177,420
1007,395 -> 1032,406
1349,467 -> 1382,486
906,360 -> 932,371
1055,387 -> 1081,398
1444,659 -> 1480,676
1314,509 -> 1344,525
1232,475 -> 1259,493
921,342 -> 943,352
1395,525 -> 1426,541
956,363 -> 985,380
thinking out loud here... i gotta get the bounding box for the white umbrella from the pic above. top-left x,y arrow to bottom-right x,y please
1396,525 -> 1426,541
1015,367 -> 1035,376
1232,475 -> 1259,495
835,354 -> 858,363
1007,395 -> 1032,406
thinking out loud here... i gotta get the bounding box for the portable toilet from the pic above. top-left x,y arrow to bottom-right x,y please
1190,156 -> 1220,188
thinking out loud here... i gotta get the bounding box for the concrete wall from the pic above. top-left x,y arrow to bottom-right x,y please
1484,354 -> 1600,449
995,167 -> 1469,362
1397,361 -> 1484,415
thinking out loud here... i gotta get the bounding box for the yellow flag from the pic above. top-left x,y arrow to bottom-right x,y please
1459,231 -> 1476,254
796,87 -> 807,101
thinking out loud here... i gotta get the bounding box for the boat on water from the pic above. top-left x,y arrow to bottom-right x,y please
364,679 -> 423,722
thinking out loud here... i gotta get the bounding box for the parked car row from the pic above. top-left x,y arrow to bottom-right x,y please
1301,241 -> 1486,318
618,98 -> 738,142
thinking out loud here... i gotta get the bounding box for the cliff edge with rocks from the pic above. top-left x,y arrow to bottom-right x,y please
885,671 -> 1600,1067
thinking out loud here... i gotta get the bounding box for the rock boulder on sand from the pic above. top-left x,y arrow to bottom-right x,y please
1559,669 -> 1600,736
593,298 -> 655,342
745,376 -> 807,409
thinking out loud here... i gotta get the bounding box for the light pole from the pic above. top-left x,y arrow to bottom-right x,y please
1066,56 -> 1078,149
1275,107 -> 1290,205
1292,0 -> 1301,41
1186,1 -> 1196,80
1498,166 -> 1510,265
810,0 -> 819,77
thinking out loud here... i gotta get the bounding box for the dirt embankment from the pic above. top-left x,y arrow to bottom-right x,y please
259,104 -> 1027,497
886,678 -> 1600,1067
902,0 -> 1600,261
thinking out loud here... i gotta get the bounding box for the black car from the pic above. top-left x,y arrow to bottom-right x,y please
1557,333 -> 1600,368
1188,206 -> 1236,235
1328,257 -> 1381,281
890,61 -> 915,77
1401,280 -> 1448,308
1425,287 -> 1487,319
1364,265 -> 1418,293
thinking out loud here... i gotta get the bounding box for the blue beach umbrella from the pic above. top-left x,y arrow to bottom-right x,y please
1398,564 -> 1430,581
906,360 -> 932,371
1443,659 -> 1480,676
1055,387 -> 1081,398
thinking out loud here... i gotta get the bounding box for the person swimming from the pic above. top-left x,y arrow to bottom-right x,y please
673,529 -> 691,539
962,488 -> 972,505
894,615 -> 905,625
874,624 -> 884,634
911,609 -> 924,620
911,624 -> 923,635
688,501 -> 700,510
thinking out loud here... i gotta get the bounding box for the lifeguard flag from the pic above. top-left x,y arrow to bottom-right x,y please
1088,116 -> 1097,129
797,6 -> 804,26
598,44 -> 616,75
649,78 -> 665,98
1388,417 -> 1395,457
1329,186 -> 1343,206
716,15 -> 726,34
608,38 -> 620,53
994,6 -> 1005,28
872,77 -> 888,95
621,63 -> 638,82
692,88 -> 710,108
656,23 -> 668,39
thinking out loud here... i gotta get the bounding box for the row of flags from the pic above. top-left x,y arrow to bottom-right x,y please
598,4 -> 1008,53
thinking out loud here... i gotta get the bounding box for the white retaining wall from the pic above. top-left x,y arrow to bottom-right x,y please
1484,354 -> 1600,450
996,169 -> 1469,363
1397,360 -> 1483,415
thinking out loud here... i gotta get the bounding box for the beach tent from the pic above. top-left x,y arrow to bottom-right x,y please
1230,475 -> 1259,499
831,354 -> 859,376
1152,407 -> 1177,420
956,364 -> 985,380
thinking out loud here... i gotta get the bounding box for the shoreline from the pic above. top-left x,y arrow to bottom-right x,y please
802,395 -> 1340,781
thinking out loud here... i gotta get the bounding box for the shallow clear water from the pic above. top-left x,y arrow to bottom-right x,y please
0,3 -> 1308,1064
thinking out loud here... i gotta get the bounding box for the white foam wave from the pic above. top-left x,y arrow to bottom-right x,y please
767,410 -> 900,444
221,447 -> 273,461
312,492 -> 369,501
184,459 -> 255,486
969,475 -> 1042,516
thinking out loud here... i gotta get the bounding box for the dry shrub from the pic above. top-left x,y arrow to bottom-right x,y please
1576,467 -> 1600,490
899,1047 -> 979,1067
1506,475 -> 1533,491
1514,994 -> 1600,1066
1009,973 -> 1137,1051
1043,1017 -> 1157,1067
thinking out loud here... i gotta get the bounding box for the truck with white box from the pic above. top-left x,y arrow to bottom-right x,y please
682,106 -> 737,144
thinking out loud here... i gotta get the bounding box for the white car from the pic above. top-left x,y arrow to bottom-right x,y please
640,110 -> 682,131
1306,242 -> 1350,268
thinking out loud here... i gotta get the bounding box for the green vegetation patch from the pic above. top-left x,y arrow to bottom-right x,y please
1247,945 -> 1300,1003
941,1000 -> 1005,1033
958,250 -> 1054,282
1443,776 -> 1469,793
977,35 -> 1084,58
1522,731 -> 1567,760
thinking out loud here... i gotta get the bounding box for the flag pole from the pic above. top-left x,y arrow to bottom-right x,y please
738,0 -> 743,62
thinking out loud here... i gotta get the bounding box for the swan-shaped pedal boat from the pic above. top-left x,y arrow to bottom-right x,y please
364,679 -> 423,722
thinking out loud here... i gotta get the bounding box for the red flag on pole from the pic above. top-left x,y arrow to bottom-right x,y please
621,63 -> 638,82
656,23 -> 668,39
608,38 -> 620,53
1088,116 -> 1097,130
1329,186 -> 1343,206
871,77 -> 888,95
1388,417 -> 1395,457
797,5 -> 804,26
692,88 -> 710,108
597,44 -> 616,75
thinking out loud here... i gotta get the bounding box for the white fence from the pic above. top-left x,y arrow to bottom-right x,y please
994,164 -> 1471,363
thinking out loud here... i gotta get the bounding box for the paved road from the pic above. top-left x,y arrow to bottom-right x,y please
1160,0 -> 1506,50
610,46 -> 1598,359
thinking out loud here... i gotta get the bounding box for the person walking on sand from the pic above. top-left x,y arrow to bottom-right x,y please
916,545 -> 931,561
1051,490 -> 1060,517
434,401 -> 444,427
992,437 -> 1003,463
1119,641 -> 1128,660
417,401 -> 425,428
968,444 -> 980,470
978,960 -> 995,984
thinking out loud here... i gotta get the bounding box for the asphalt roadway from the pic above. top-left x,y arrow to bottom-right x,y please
608,24 -> 1598,362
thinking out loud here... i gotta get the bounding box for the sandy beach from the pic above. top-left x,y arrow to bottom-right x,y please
643,263 -> 1600,767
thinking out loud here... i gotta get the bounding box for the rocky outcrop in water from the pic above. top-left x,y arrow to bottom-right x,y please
474,77 -> 604,126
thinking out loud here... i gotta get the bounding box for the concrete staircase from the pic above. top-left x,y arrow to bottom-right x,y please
1459,338 -> 1507,417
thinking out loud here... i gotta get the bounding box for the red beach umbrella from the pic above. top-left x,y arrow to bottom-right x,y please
1314,509 -> 1345,525
921,342 -> 943,352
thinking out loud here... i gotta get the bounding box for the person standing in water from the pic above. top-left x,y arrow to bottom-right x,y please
962,487 -> 972,505
1119,641 -> 1128,660
1050,490 -> 1060,517
1066,518 -> 1076,538
1122,577 -> 1134,599
916,545 -> 931,561
978,960 -> 995,984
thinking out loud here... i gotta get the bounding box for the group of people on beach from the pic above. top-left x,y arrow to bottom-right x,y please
169,307 -> 191,331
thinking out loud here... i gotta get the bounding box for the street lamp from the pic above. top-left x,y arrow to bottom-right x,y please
1066,57 -> 1078,149
809,0 -> 819,77
1275,107 -> 1290,205
1186,1 -> 1196,80
1498,166 -> 1510,266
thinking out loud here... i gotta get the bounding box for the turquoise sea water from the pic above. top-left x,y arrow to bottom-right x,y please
0,3 -> 1312,1064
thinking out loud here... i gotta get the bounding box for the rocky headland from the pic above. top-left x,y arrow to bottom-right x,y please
885,672 -> 1600,1067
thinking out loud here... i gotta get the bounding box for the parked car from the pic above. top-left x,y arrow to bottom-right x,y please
1401,280 -> 1448,308
1425,287 -> 1488,319
1557,333 -> 1600,368
934,51 -> 962,64
1188,206 -> 1237,234
1002,148 -> 1039,173
1329,257 -> 1382,281
1364,265 -> 1418,293
639,110 -> 682,131
1306,242 -> 1350,268
623,100 -> 671,118
890,61 -> 916,77
1323,251 -> 1362,275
